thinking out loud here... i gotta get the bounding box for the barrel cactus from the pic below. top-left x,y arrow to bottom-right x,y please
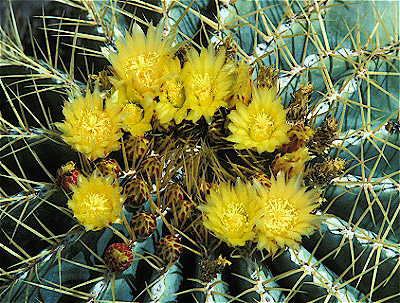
0,0 -> 399,302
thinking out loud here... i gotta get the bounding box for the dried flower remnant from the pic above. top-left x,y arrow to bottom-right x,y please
173,44 -> 190,67
309,116 -> 339,153
90,70 -> 112,92
200,255 -> 232,282
286,84 -> 314,123
256,66 -> 279,89
272,147 -> 311,178
281,124 -> 314,154
305,157 -> 345,185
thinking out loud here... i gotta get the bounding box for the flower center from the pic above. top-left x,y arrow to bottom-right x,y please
262,197 -> 298,233
164,79 -> 185,107
78,110 -> 112,144
82,193 -> 111,219
124,52 -> 160,87
249,112 -> 275,141
192,72 -> 214,105
221,203 -> 249,233
110,249 -> 130,263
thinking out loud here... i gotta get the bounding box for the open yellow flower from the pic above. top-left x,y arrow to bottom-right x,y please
198,179 -> 260,247
68,173 -> 125,231
227,87 -> 290,153
254,173 -> 324,254
56,89 -> 123,161
108,22 -> 176,104
155,58 -> 187,124
182,46 -> 236,122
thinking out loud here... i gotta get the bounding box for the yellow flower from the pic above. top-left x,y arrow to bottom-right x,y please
120,102 -> 153,136
108,22 -> 176,104
198,179 -> 260,247
155,58 -> 187,124
56,89 -> 123,161
254,173 -> 324,254
182,46 -> 236,122
227,87 -> 290,153
68,173 -> 125,231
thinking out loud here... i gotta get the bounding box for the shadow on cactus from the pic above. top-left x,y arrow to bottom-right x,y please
0,0 -> 399,302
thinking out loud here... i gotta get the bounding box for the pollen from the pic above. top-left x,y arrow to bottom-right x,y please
124,52 -> 160,87
76,110 -> 112,144
83,193 -> 111,214
164,79 -> 184,107
192,72 -> 214,106
262,197 -> 298,233
249,112 -> 275,141
221,203 -> 249,233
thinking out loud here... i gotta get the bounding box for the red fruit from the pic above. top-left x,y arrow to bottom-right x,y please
155,235 -> 183,264
176,200 -> 196,222
163,183 -> 185,208
130,211 -> 157,237
155,119 -> 176,134
124,134 -> 150,164
124,179 -> 151,211
56,161 -> 80,192
104,243 -> 133,272
140,156 -> 161,181
96,158 -> 122,181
